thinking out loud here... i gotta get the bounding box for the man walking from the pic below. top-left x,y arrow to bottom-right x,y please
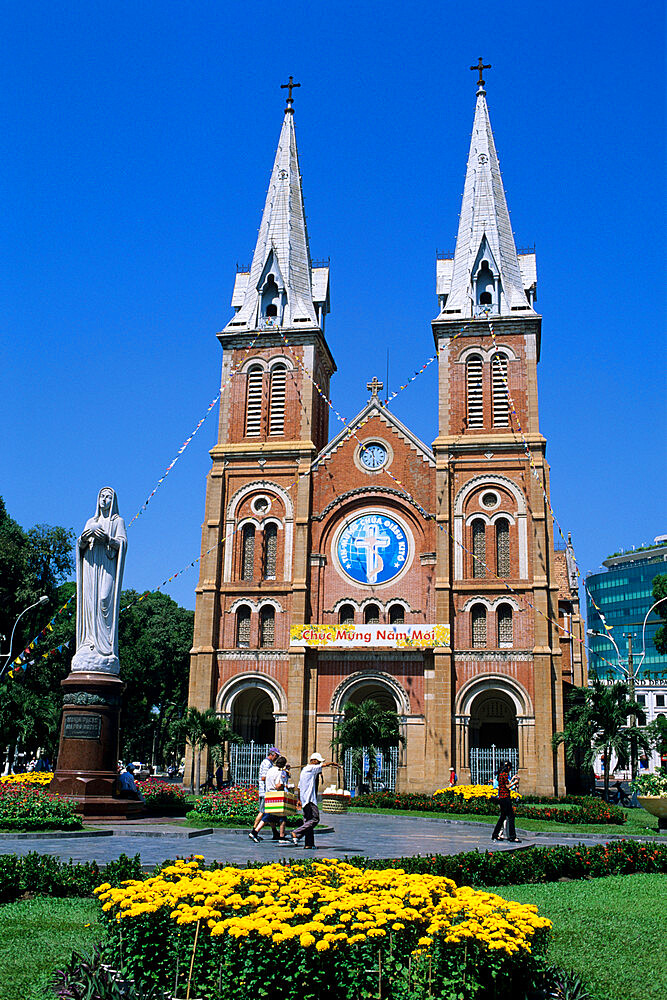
249,747 -> 280,843
291,752 -> 341,850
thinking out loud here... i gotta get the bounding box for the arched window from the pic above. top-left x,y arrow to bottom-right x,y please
491,353 -> 509,427
269,364 -> 287,435
496,518 -> 510,577
389,604 -> 405,624
472,519 -> 486,578
241,525 -> 255,581
261,273 -> 280,319
364,604 -> 380,624
236,605 -> 251,648
471,605 -> 487,649
497,604 -> 513,647
263,523 -> 278,580
339,604 -> 355,625
466,355 -> 484,428
259,606 -> 275,648
245,365 -> 263,436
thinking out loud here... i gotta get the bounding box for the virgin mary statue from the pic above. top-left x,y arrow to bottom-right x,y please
71,487 -> 127,674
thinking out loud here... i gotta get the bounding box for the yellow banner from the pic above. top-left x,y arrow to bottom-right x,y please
290,624 -> 450,648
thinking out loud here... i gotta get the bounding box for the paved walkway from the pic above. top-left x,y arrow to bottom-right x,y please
0,813 -> 619,868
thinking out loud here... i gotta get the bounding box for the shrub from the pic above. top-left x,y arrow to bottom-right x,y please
137,777 -> 187,807
0,851 -> 143,904
1,771 -> 53,786
434,783 -> 521,801
351,790 -> 626,825
187,785 -> 259,825
631,772 -> 667,796
0,781 -> 82,830
96,857 -> 551,999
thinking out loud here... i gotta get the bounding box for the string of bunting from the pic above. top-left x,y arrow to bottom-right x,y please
127,334 -> 261,527
486,318 -> 613,636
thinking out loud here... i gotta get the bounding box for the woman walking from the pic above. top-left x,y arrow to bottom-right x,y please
491,760 -> 521,843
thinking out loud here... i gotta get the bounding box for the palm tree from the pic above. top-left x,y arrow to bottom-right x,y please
175,708 -> 240,794
332,698 -> 404,794
553,677 -> 650,800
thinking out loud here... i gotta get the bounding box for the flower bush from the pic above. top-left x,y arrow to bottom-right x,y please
434,783 -> 521,801
96,857 -> 551,999
187,786 -> 259,825
352,790 -> 626,825
0,781 -> 82,831
631,772 -> 667,796
137,777 -> 187,807
1,771 -> 53,786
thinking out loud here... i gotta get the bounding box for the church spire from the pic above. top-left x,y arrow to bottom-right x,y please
440,69 -> 534,319
224,82 -> 325,333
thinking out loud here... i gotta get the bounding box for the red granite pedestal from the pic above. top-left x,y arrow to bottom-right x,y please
50,671 -> 144,819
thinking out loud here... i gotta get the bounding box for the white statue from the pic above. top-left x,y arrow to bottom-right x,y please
71,487 -> 127,674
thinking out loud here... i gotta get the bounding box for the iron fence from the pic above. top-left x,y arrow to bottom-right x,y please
228,742 -> 272,789
469,746 -> 519,784
344,747 -> 399,792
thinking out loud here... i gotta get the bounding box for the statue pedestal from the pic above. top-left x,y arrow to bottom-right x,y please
51,672 -> 143,819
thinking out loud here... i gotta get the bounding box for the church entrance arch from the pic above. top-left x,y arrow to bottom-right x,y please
468,690 -> 518,750
230,689 -> 275,744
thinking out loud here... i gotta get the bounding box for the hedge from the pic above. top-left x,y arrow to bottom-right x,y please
0,851 -> 143,904
351,791 -> 626,825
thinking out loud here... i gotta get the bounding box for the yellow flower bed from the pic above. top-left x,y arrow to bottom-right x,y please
96,857 -> 548,957
434,783 -> 521,800
1,772 -> 53,786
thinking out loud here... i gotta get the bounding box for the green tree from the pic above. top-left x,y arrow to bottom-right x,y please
332,699 -> 404,794
651,574 -> 667,655
553,677 -> 651,800
116,590 -> 194,764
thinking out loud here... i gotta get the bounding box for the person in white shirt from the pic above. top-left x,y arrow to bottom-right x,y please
249,747 -> 279,843
252,756 -> 291,844
290,752 -> 341,850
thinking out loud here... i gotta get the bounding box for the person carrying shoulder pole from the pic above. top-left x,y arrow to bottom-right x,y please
290,752 -> 341,850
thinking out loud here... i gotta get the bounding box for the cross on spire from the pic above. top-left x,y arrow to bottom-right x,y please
366,376 -> 384,398
470,57 -> 491,90
281,76 -> 300,113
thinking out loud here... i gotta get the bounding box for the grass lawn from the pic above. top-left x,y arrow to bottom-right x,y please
349,805 -> 663,837
490,874 -> 666,1000
0,897 -> 101,1000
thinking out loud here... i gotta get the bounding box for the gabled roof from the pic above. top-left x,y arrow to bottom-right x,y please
312,397 -> 435,470
440,86 -> 535,319
223,106 -> 319,333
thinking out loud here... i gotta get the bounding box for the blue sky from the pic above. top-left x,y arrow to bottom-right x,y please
1,1 -> 665,618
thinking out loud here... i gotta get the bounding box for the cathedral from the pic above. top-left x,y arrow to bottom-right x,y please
188,71 -> 586,796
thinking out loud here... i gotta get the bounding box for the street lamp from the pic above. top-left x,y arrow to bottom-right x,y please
587,628 -> 625,678
0,596 -> 49,680
635,595 -> 667,675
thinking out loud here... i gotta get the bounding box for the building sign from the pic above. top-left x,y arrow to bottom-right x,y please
63,713 -> 102,740
291,624 -> 450,648
334,513 -> 411,585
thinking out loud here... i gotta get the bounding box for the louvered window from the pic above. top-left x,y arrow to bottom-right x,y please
236,606 -> 251,648
260,606 -> 275,648
339,604 -> 355,625
466,355 -> 484,428
472,605 -> 487,649
269,365 -> 287,435
492,353 -> 509,427
496,519 -> 510,577
245,365 -> 263,436
472,519 -> 486,578
263,523 -> 278,580
241,525 -> 255,581
364,604 -> 380,625
389,604 -> 405,624
497,605 -> 513,646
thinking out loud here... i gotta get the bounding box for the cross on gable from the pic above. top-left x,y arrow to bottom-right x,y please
366,376 -> 384,398
470,57 -> 491,88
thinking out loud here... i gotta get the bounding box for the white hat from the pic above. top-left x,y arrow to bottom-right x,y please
310,752 -> 325,763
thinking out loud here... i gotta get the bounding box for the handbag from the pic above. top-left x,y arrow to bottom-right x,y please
264,789 -> 298,816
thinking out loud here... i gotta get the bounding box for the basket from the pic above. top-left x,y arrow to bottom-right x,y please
321,793 -> 349,814
264,790 -> 298,816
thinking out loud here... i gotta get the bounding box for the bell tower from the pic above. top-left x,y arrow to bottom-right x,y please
188,84 -> 335,764
432,63 -> 566,795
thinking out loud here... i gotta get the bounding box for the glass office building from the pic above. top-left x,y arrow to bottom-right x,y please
586,538 -> 667,680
